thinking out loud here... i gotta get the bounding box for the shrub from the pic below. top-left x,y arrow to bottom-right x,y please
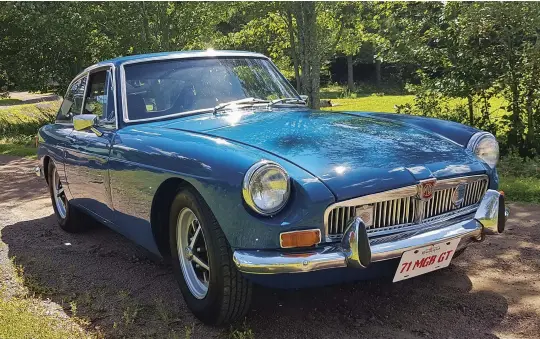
0,101 -> 59,139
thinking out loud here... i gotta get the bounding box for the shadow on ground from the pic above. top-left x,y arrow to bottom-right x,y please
2,213 -> 517,339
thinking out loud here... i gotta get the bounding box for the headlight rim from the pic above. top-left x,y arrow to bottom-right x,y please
242,160 -> 291,216
467,131 -> 499,168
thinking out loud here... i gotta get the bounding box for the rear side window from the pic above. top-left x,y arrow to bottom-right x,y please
57,75 -> 88,122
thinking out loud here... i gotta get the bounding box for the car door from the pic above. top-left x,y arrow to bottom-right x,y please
45,74 -> 88,187
64,67 -> 117,222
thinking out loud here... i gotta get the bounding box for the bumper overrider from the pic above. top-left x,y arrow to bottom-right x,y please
233,189 -> 509,274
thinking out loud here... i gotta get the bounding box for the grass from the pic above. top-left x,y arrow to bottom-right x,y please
324,95 -> 415,113
498,154 -> 540,203
0,98 -> 22,106
499,176 -> 540,203
0,140 -> 37,158
0,296 -> 91,339
0,260 -> 93,338
0,100 -> 59,158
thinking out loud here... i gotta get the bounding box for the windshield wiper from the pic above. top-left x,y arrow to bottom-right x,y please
213,97 -> 270,115
268,97 -> 307,107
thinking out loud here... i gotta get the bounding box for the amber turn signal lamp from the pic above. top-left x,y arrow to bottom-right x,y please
499,190 -> 505,196
280,229 -> 321,248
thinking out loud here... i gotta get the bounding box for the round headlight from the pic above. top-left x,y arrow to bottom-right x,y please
242,161 -> 290,215
467,132 -> 499,168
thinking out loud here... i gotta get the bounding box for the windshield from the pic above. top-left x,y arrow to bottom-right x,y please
123,57 -> 299,121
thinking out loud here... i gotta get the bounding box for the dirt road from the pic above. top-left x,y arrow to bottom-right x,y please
1,155 -> 539,338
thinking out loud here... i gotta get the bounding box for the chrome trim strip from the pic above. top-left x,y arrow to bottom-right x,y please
323,174 -> 488,241
233,218 -> 482,275
233,189 -> 506,275
119,51 -> 270,124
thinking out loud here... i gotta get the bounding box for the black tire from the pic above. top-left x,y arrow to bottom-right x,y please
47,161 -> 88,233
169,187 -> 252,325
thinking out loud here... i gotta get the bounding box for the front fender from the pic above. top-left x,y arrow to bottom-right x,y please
356,112 -> 500,189
109,125 -> 335,251
359,112 -> 480,147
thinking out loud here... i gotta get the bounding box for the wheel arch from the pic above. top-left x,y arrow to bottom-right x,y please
43,155 -> 51,185
150,177 -> 202,259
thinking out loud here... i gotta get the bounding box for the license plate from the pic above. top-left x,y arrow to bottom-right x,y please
393,238 -> 461,282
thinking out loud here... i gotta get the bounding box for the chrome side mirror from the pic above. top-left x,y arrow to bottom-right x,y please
73,114 -> 102,136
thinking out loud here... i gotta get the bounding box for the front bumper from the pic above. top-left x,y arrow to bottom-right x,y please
233,189 -> 509,274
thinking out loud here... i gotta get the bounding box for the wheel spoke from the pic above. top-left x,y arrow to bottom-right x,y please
189,224 -> 202,249
192,254 -> 210,272
189,219 -> 197,233
202,271 -> 208,284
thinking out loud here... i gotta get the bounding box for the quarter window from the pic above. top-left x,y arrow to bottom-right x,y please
57,75 -> 87,122
84,69 -> 115,123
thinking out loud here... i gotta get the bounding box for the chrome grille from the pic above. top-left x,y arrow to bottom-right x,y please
423,178 -> 488,220
325,175 -> 488,240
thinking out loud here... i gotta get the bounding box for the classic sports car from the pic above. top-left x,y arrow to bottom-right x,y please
37,50 -> 509,325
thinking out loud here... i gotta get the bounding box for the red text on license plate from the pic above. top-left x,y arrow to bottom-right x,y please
393,238 -> 461,282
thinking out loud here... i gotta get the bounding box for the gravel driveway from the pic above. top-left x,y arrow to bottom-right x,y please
1,155 -> 539,338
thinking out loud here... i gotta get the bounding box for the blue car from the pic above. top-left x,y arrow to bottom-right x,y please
36,50 -> 509,325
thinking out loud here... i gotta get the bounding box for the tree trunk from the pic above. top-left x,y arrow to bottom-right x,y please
140,2 -> 151,52
508,80 -> 522,151
526,88 -> 535,148
467,95 -> 474,126
347,54 -> 354,91
161,2 -> 170,51
293,2 -> 320,109
286,10 -> 301,91
375,58 -> 382,88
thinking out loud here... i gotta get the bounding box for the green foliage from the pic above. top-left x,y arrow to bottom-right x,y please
0,2 -> 229,94
1,1 -> 539,158
379,2 -> 540,156
498,153 -> 540,203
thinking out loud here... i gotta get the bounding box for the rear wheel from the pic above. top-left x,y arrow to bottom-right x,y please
169,188 -> 252,325
47,161 -> 87,232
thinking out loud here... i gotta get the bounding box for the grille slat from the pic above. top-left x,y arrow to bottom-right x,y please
326,177 -> 488,239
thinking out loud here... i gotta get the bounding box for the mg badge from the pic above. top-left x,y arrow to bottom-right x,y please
417,178 -> 437,201
452,183 -> 467,207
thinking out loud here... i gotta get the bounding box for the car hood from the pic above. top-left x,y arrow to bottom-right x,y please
160,109 -> 486,200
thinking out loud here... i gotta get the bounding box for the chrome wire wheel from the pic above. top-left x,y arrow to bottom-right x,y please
177,207 -> 210,299
52,168 -> 67,219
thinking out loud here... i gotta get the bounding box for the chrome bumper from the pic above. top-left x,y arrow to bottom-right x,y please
233,189 -> 509,275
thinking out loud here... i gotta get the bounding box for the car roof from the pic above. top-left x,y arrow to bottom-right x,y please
93,50 -> 268,68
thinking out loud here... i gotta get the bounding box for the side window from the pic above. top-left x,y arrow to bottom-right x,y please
57,75 -> 87,122
84,69 -> 115,124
